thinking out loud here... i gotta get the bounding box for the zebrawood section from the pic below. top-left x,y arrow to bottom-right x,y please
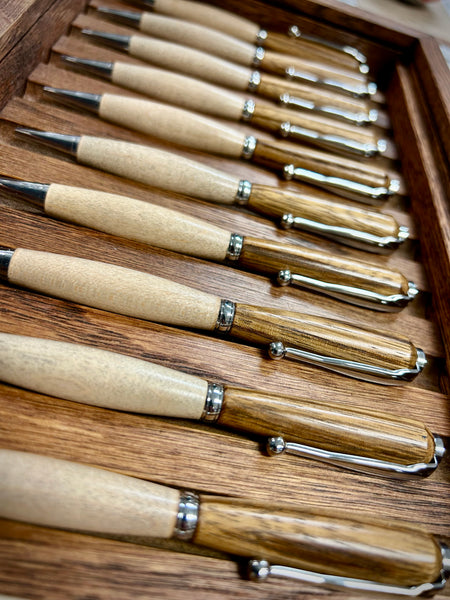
194,496 -> 442,585
230,303 -> 418,370
238,236 -> 410,296
218,386 -> 435,464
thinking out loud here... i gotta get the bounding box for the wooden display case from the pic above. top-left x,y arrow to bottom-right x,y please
0,1 -> 449,598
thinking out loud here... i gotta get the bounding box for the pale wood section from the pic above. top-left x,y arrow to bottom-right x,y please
111,62 -> 245,121
46,183 -> 232,262
239,236 -> 410,296
231,303 -> 418,370
140,12 -> 256,66
77,136 -> 241,204
0,333 -> 209,419
0,449 -> 180,538
99,94 -> 245,157
194,496 -> 442,586
153,0 -> 260,42
248,184 -> 400,238
8,249 -> 222,331
129,35 -> 252,91
219,386 -> 435,464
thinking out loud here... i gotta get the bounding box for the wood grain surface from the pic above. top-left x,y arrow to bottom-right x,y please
0,0 -> 449,599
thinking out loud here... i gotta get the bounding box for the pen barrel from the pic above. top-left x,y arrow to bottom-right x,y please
0,449 -> 180,538
230,303 -> 418,371
76,135 -> 240,205
45,184 -> 232,262
217,386 -> 436,465
237,236 -> 410,297
251,139 -> 389,189
247,184 -> 400,238
6,248 -> 221,330
0,333 -> 209,419
194,496 -> 442,586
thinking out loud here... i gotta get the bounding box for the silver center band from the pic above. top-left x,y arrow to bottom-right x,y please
226,233 -> 244,261
215,299 -> 236,333
235,180 -> 253,205
174,492 -> 199,541
201,383 -> 224,422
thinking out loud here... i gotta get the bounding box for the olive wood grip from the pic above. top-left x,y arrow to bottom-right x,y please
194,496 -> 442,586
111,62 -> 245,121
128,35 -> 252,90
230,303 -> 418,371
7,249 -> 221,330
0,449 -> 180,538
45,184 -> 232,262
0,332 -> 208,419
238,236 -> 410,297
218,386 -> 435,464
140,12 -> 256,66
247,184 -> 400,239
99,94 -> 245,158
77,135 -> 240,205
153,0 -> 260,42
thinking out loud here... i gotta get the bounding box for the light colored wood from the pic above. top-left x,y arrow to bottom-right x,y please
45,184 -> 232,262
98,94 -> 245,157
152,0 -> 260,42
219,386 -> 435,464
0,449 -> 180,538
76,135 -> 241,205
111,62 -> 245,121
0,332 -> 209,419
128,35 -> 252,90
140,12 -> 256,66
7,248 -> 222,330
231,303 -> 418,371
194,496 -> 442,586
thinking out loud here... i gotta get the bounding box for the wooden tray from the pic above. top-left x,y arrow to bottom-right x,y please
0,1 -> 449,598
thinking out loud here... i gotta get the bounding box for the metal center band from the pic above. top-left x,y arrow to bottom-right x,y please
201,383 -> 224,422
235,180 -> 252,205
226,234 -> 244,261
174,492 -> 199,541
215,299 -> 236,333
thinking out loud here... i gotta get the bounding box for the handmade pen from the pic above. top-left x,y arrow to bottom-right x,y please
1,449 -> 449,595
0,333 -> 442,476
15,128 -> 406,253
95,7 -> 375,100
0,246 -> 425,384
0,177 -> 416,310
60,56 -> 397,203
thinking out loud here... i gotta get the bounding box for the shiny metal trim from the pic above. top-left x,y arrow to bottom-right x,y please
81,29 -> 131,52
15,128 -> 81,157
0,178 -> 49,208
226,234 -> 243,261
266,434 -> 445,478
252,46 -> 265,67
43,87 -> 101,114
287,25 -> 367,65
276,269 -> 418,311
0,248 -> 14,280
201,383 -> 224,422
247,70 -> 261,92
256,29 -> 268,45
280,121 -> 383,158
283,164 -> 393,204
241,135 -> 257,160
60,55 -> 114,80
248,558 -> 448,596
174,492 -> 199,541
96,6 -> 142,29
241,99 -> 256,122
235,180 -> 252,205
215,300 -> 236,333
267,341 -> 426,385
285,65 -> 375,98
280,212 -> 409,253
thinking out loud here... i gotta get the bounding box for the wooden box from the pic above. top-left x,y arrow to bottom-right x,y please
0,1 -> 449,598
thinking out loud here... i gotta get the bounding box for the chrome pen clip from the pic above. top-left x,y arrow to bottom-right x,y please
268,342 -> 427,385
285,65 -> 377,98
248,545 -> 450,596
276,269 -> 418,311
265,435 -> 445,478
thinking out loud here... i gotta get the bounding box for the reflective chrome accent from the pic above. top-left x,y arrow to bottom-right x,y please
280,121 -> 383,158
252,46 -> 265,67
174,492 -> 199,541
279,92 -> 377,126
201,383 -> 224,422
268,342 -> 426,385
276,269 -> 418,311
283,164 -> 393,204
0,178 -> 49,208
247,70 -> 261,92
256,29 -> 268,45
96,6 -> 142,29
241,99 -> 256,121
15,128 -> 81,157
287,25 -> 368,65
81,29 -> 131,52
248,557 -> 448,596
235,180 -> 252,205
286,65 -> 375,98
60,55 -> 114,80
226,234 -> 243,261
215,300 -> 236,333
280,212 -> 409,253
43,87 -> 102,114
0,248 -> 14,280
241,136 -> 257,160
266,434 -> 445,478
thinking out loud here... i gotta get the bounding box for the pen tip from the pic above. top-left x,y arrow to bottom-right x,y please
15,128 -> 81,157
